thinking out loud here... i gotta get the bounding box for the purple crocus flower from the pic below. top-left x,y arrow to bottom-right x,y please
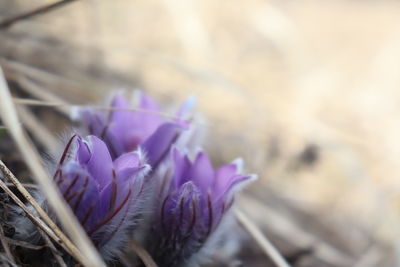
78,92 -> 188,169
148,149 -> 256,267
54,135 -> 150,259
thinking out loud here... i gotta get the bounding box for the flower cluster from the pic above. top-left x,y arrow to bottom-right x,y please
55,91 -> 256,265
54,135 -> 150,258
149,149 -> 255,266
78,92 -> 187,168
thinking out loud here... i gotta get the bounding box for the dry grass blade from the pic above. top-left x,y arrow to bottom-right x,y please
16,76 -> 70,117
0,0 -> 80,29
16,104 -> 59,156
129,240 -> 158,267
0,224 -> 15,264
5,182 -> 37,189
235,208 -> 292,267
0,59 -> 76,85
0,67 -> 106,267
1,59 -> 93,99
239,194 -> 353,266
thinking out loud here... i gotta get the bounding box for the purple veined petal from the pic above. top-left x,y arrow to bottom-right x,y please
172,148 -> 191,188
87,171 -> 140,245
83,136 -> 113,189
188,152 -> 215,193
74,179 -> 100,231
142,122 -> 185,168
55,162 -> 101,231
161,182 -> 200,236
56,162 -> 88,196
87,156 -> 149,238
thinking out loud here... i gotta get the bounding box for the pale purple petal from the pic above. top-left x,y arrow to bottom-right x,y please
142,123 -> 184,168
188,152 -> 214,193
80,109 -> 108,137
85,136 -> 113,189
76,138 -> 91,164
213,163 -> 237,194
138,92 -> 161,111
172,148 -> 191,188
113,152 -> 140,172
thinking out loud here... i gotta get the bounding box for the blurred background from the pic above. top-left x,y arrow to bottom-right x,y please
1,0 -> 400,266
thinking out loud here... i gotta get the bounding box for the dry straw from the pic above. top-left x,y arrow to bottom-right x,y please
0,66 -> 106,267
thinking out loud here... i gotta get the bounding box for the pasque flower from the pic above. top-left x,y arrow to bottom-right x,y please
79,92 -> 188,168
148,148 -> 256,267
54,134 -> 150,259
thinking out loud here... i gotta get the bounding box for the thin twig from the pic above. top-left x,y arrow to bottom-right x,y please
5,238 -> 45,250
5,182 -> 37,189
0,0 -> 80,29
129,240 -> 158,267
235,208 -> 292,267
0,68 -> 106,267
0,224 -> 15,264
38,228 -> 68,267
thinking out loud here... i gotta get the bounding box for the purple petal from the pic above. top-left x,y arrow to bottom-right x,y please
85,136 -> 113,189
56,162 -> 100,231
75,183 -> 100,231
215,174 -> 254,202
138,92 -> 161,111
88,170 -> 141,245
142,122 -> 184,168
80,109 -> 108,137
107,93 -> 164,153
172,148 -> 191,188
189,152 -> 215,193
213,163 -> 237,193
113,152 -> 140,172
108,94 -> 137,151
76,138 -> 91,164
161,182 -> 199,234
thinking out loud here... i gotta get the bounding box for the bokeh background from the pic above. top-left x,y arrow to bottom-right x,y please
2,0 -> 400,266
